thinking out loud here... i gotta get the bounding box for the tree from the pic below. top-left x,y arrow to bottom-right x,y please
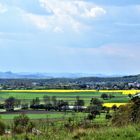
88,98 -> 103,117
109,94 -> 115,99
31,97 -> 40,106
75,96 -> 85,106
128,94 -> 132,98
88,105 -> 101,116
90,98 -> 103,107
74,96 -> 85,112
105,112 -> 112,120
30,97 -> 41,110
57,100 -> 68,111
21,103 -> 29,110
43,95 -> 50,105
35,97 -> 40,106
15,99 -> 21,108
87,113 -> 96,121
5,97 -> 16,111
101,93 -> 108,100
52,96 -> 57,107
112,105 -> 118,111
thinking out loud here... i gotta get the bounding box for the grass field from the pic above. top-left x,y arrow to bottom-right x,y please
0,89 -> 132,106
0,89 -> 134,120
0,112 -> 89,120
0,122 -> 139,140
0,90 -> 130,106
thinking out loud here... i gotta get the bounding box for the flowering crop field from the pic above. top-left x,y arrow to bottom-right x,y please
0,89 -> 139,94
103,103 -> 127,107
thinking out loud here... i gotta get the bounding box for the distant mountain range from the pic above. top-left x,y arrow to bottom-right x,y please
0,71 -> 123,79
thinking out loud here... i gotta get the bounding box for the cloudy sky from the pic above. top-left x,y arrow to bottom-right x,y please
0,0 -> 140,75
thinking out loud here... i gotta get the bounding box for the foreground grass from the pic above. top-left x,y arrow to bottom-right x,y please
0,113 -> 63,120
0,112 -> 88,120
0,124 -> 140,140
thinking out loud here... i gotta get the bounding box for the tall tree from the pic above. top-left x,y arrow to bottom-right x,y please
5,97 -> 16,111
43,95 -> 50,105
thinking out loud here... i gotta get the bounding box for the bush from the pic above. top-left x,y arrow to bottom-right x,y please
0,121 -> 5,135
105,113 -> 112,120
13,114 -> 35,134
112,97 -> 140,126
87,113 -> 96,120
14,114 -> 29,127
112,104 -> 131,126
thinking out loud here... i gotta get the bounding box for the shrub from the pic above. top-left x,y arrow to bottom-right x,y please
13,114 -> 35,134
112,97 -> 140,126
0,121 -> 5,135
14,114 -> 29,127
112,104 -> 132,126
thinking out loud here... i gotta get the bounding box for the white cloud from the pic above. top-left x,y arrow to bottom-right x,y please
23,0 -> 106,32
23,12 -> 48,29
55,43 -> 139,60
53,27 -> 63,33
0,3 -> 7,13
82,6 -> 106,18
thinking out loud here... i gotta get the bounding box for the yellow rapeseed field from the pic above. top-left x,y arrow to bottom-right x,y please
0,89 -> 140,95
0,89 -> 97,93
103,103 -> 127,107
99,90 -> 140,95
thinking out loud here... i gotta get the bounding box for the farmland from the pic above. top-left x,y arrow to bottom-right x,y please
0,89 -> 133,120
0,89 -> 139,140
0,89 -> 133,106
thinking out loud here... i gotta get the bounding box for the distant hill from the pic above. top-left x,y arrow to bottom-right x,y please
0,72 -> 51,79
0,71 -> 118,79
0,72 -> 140,83
76,75 -> 140,83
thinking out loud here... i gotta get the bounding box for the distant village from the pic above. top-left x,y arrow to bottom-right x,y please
0,77 -> 140,90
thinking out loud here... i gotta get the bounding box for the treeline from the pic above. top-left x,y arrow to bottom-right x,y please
1,74 -> 140,90
0,95 -> 117,118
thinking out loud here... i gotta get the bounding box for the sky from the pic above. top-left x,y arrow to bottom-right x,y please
0,0 -> 140,75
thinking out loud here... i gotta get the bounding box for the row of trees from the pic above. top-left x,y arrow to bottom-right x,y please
2,93 -> 117,111
0,96 -> 113,116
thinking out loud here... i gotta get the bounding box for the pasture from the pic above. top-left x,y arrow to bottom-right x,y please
0,89 -> 136,120
0,90 -> 130,105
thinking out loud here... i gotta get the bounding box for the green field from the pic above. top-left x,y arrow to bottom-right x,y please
0,112 -> 89,120
0,91 -> 130,121
0,91 -> 129,105
0,90 -> 136,140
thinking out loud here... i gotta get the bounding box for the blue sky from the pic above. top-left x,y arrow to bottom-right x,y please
0,0 -> 140,75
